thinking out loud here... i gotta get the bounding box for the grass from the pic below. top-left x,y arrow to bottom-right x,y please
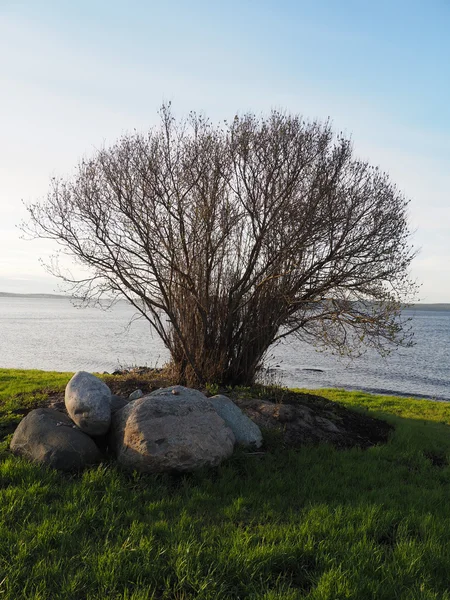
1,370 -> 450,599
0,368 -> 71,401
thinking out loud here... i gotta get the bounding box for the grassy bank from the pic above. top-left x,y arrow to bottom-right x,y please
1,369 -> 450,599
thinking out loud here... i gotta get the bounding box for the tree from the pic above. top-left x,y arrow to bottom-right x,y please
23,106 -> 418,386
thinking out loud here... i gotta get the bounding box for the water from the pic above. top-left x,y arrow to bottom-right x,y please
1,297 -> 449,400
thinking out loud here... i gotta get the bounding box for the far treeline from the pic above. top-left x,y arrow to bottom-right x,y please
22,105 -> 418,386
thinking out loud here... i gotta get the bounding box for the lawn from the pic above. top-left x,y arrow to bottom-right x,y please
1,369 -> 450,599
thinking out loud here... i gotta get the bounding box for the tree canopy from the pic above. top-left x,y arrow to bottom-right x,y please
24,106 -> 418,385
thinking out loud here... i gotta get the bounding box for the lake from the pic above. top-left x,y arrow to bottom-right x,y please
1,297 -> 449,400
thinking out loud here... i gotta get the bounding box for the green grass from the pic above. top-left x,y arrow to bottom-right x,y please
2,370 -> 450,599
0,368 -> 71,401
0,369 -> 73,447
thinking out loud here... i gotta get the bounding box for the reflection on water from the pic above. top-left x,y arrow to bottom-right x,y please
0,298 -> 449,400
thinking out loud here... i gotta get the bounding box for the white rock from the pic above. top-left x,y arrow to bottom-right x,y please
65,371 -> 111,436
209,395 -> 263,448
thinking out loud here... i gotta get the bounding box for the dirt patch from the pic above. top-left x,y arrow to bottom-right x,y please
107,374 -> 171,398
230,390 -> 393,450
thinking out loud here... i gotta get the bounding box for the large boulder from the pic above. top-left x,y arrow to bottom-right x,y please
10,408 -> 101,471
110,387 -> 235,473
209,395 -> 263,448
65,371 -> 111,436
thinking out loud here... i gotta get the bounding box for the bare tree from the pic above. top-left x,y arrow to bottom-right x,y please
23,105 -> 418,385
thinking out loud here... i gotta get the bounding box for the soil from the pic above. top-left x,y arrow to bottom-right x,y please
230,390 -> 393,450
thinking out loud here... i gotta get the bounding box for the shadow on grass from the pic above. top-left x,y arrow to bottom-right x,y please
2,383 -> 450,598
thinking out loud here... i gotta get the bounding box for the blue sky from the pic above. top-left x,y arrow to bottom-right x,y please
1,0 -> 449,300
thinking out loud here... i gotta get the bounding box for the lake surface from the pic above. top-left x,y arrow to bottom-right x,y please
1,297 -> 449,400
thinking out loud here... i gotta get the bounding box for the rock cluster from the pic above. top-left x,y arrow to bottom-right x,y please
10,372 -> 262,473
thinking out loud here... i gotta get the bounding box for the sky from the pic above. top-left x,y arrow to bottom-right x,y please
1,0 -> 449,301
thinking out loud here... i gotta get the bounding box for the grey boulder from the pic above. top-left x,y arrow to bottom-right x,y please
111,394 -> 129,414
65,371 -> 111,436
110,389 -> 235,473
10,408 -> 101,471
129,389 -> 144,401
209,395 -> 263,448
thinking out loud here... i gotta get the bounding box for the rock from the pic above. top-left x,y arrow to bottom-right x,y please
110,390 -> 235,473
111,394 -> 129,414
253,402 -> 297,423
65,371 -> 111,436
209,395 -> 263,448
129,389 -> 144,401
10,408 -> 101,471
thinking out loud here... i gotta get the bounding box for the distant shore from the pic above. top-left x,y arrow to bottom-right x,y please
0,292 -> 69,299
0,291 -> 449,310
